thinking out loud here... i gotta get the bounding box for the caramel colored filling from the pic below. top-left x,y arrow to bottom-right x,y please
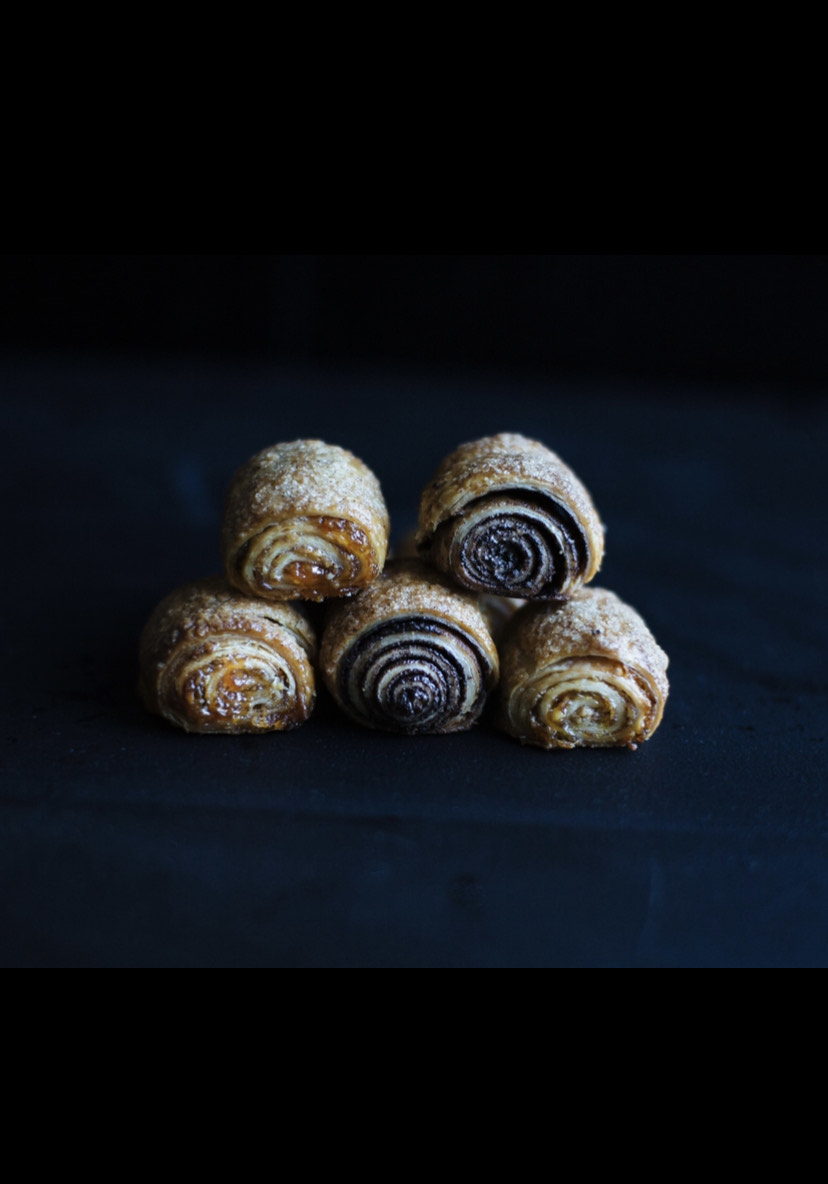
506,656 -> 661,749
157,634 -> 314,733
234,516 -> 379,601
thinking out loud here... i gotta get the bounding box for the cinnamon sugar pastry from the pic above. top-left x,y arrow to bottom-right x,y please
320,558 -> 499,734
139,577 -> 317,733
221,440 -> 389,602
496,587 -> 668,749
416,433 -> 604,600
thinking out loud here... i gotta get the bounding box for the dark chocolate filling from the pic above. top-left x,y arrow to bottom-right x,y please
437,491 -> 588,598
338,616 -> 490,734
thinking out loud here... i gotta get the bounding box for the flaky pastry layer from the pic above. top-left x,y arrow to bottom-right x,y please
416,432 -> 604,600
139,576 -> 317,734
496,586 -> 669,749
221,439 -> 390,601
320,558 -> 499,734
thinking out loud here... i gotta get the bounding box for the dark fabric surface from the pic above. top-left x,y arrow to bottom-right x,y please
2,350 -> 826,966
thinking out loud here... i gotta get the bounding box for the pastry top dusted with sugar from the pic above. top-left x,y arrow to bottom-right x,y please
500,586 -> 669,700
139,575 -> 317,673
222,439 -> 389,554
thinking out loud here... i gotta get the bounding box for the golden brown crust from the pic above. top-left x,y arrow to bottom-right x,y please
496,586 -> 669,749
221,440 -> 390,602
416,432 -> 604,600
319,558 -> 499,734
138,576 -> 317,734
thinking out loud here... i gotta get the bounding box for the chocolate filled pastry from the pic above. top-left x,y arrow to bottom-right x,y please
416,432 -> 604,600
139,577 -> 317,733
319,558 -> 499,734
221,439 -> 389,602
496,587 -> 668,749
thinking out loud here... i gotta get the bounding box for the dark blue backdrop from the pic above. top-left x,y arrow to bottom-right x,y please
2,255 -> 826,966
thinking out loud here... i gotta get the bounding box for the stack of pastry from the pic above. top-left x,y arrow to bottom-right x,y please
412,433 -> 668,749
139,439 -> 390,735
139,433 -> 668,748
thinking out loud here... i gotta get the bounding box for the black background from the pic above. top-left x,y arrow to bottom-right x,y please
5,254 -> 828,390
2,254 -> 826,967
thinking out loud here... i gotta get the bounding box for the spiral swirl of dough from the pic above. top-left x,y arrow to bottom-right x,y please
496,588 -> 668,749
232,515 -> 375,601
320,559 -> 499,734
338,618 -> 491,733
429,492 -> 590,600
222,440 -> 389,602
417,433 -> 603,600
503,656 -> 662,748
139,578 -> 316,734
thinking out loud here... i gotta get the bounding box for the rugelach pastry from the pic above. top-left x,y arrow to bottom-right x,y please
495,587 -> 668,749
139,577 -> 317,733
319,558 -> 499,734
416,432 -> 604,600
221,439 -> 389,602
